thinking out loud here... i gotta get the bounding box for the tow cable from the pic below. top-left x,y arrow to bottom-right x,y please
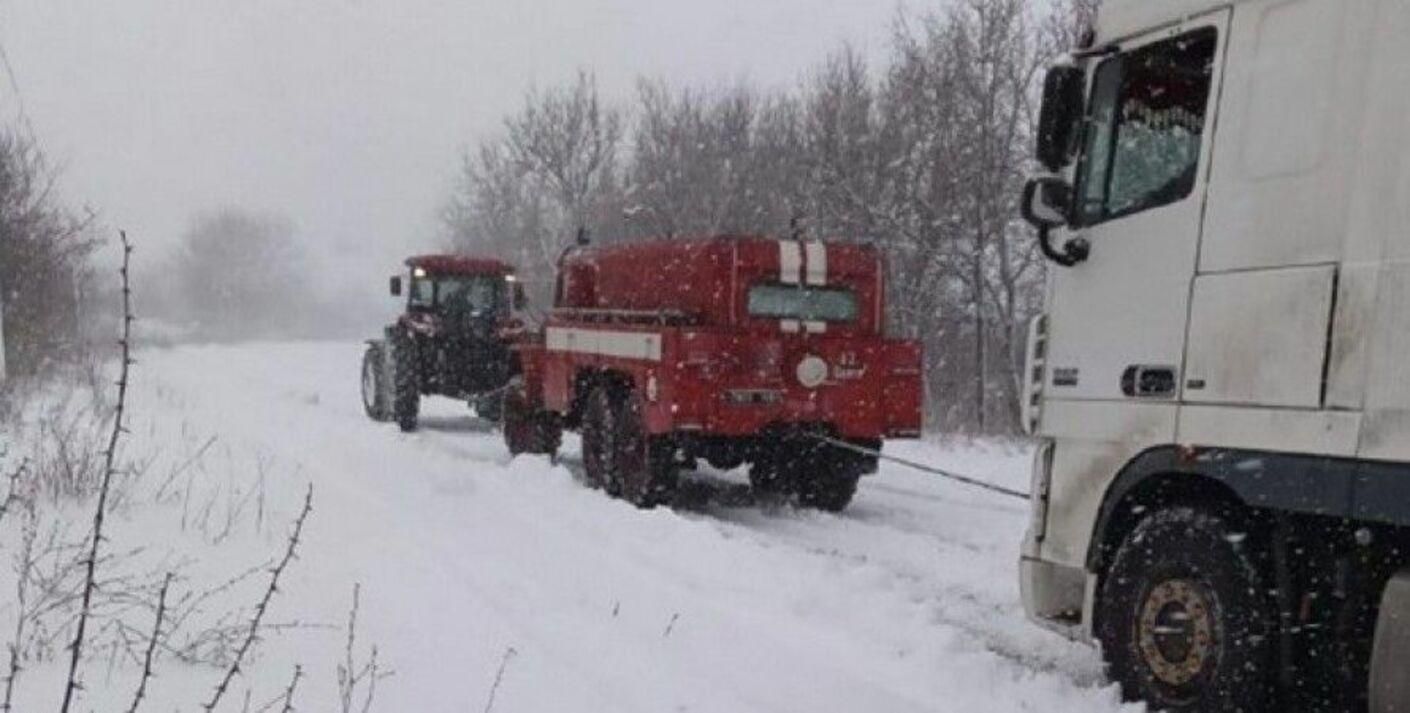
807,434 -> 1031,501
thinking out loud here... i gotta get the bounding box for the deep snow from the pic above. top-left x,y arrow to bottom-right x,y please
2,342 -> 1135,712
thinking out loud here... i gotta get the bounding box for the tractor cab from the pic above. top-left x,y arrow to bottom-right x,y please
363,254 -> 525,431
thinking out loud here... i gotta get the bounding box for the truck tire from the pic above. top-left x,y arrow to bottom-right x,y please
581,383 -> 676,507
797,450 -> 865,513
391,333 -> 420,432
613,389 -> 678,508
748,453 -> 795,497
475,392 -> 504,423
503,384 -> 561,457
1097,506 -> 1274,712
581,385 -> 620,493
361,344 -> 391,422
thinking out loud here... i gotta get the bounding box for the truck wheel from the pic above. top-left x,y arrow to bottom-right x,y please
475,392 -> 504,423
1097,506 -> 1274,712
503,385 -> 560,457
614,391 -> 677,509
748,454 -> 795,497
797,451 -> 864,513
391,335 -> 420,432
361,345 -> 391,422
581,385 -> 620,493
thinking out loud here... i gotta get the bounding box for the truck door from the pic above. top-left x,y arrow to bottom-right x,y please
1042,14 -> 1228,417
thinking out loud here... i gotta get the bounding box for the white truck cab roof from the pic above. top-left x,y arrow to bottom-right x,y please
1096,0 -> 1241,43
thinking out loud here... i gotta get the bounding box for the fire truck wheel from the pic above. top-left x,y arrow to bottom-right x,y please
1097,506 -> 1274,712
748,457 -> 794,498
503,386 -> 560,457
475,392 -> 504,423
391,334 -> 420,433
581,386 -> 620,494
796,451 -> 863,513
614,392 -> 678,509
361,344 -> 391,422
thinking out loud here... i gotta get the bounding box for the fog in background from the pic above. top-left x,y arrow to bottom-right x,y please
0,0 -> 910,336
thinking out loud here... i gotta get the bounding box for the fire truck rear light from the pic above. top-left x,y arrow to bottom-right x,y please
725,389 -> 783,406
889,367 -> 921,376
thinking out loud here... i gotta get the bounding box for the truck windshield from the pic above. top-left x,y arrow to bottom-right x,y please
748,284 -> 858,323
409,275 -> 503,314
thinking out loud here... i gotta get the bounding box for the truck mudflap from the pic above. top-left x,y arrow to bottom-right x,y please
1371,570 -> 1410,713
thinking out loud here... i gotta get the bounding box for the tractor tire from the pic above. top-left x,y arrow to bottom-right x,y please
612,389 -> 678,509
1097,506 -> 1275,713
390,334 -> 420,433
361,344 -> 391,422
503,384 -> 561,457
581,385 -> 620,493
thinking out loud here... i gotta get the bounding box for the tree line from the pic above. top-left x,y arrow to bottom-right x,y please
444,0 -> 1098,433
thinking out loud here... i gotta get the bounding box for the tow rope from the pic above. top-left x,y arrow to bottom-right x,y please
808,434 -> 1031,501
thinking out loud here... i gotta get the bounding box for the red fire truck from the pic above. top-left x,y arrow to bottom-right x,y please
502,234 -> 923,512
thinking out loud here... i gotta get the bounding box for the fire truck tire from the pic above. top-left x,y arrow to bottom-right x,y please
796,449 -> 863,512
361,344 -> 391,422
391,334 -> 420,433
503,386 -> 560,457
581,386 -> 620,494
475,392 -> 504,423
748,457 -> 793,497
1097,506 -> 1275,712
614,391 -> 678,509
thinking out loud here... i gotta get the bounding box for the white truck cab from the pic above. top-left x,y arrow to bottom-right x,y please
1020,0 -> 1410,709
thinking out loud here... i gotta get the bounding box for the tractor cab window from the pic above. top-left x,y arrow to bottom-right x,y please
748,284 -> 858,323
409,275 -> 504,315
1075,27 -> 1218,226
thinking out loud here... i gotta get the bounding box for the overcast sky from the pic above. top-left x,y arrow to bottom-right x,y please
0,0 -> 914,292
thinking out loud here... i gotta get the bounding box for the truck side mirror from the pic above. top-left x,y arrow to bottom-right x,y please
390,275 -> 403,297
1037,65 -> 1085,172
513,283 -> 527,311
1022,177 -> 1089,268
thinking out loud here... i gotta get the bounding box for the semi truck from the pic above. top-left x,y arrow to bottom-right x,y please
1019,1 -> 1410,710
502,234 -> 923,511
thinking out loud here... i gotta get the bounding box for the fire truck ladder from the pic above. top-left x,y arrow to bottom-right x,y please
807,434 -> 1030,501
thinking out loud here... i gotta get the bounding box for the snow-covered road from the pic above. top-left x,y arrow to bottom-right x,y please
33,342 -> 1134,711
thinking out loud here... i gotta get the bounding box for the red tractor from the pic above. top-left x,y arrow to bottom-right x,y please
362,255 -> 528,431
504,235 -> 923,512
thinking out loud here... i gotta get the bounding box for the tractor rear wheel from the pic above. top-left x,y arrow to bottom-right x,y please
391,334 -> 420,432
361,344 -> 391,422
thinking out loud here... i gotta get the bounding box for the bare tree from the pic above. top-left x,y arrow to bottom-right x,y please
0,129 -> 96,379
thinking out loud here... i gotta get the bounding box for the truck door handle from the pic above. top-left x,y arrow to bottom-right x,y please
1121,365 -> 1176,398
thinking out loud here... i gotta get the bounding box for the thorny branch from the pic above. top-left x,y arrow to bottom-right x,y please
59,230 -> 134,713
202,484 -> 313,712
125,571 -> 173,713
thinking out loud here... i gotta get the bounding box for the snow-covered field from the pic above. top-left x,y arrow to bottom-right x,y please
1,342 -> 1134,711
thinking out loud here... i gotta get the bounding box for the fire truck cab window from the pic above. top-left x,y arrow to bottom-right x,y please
1075,27 -> 1217,226
748,284 -> 858,323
